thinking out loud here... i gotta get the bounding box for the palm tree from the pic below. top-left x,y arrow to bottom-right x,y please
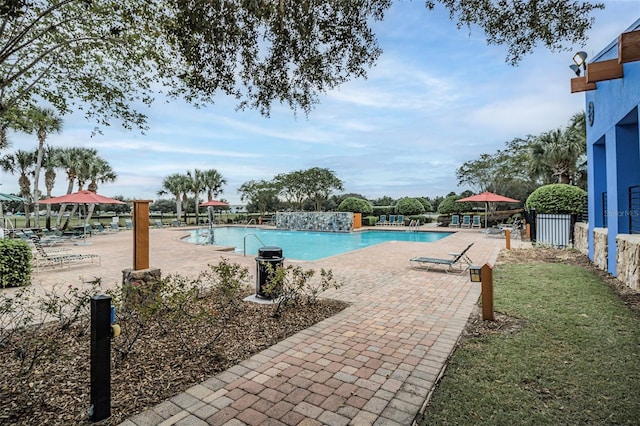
187,169 -> 205,223
55,147 -> 97,227
41,146 -> 62,228
202,169 -> 226,201
530,127 -> 584,184
20,107 -> 63,227
158,173 -> 191,223
1,150 -> 36,226
83,156 -> 117,221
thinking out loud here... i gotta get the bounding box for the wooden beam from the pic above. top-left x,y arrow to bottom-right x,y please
570,76 -> 596,93
133,200 -> 152,271
586,59 -> 623,83
619,30 -> 640,64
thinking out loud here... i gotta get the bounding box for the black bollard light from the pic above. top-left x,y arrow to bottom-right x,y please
90,295 -> 112,422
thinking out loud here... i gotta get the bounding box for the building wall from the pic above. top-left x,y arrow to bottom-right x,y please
586,34 -> 640,276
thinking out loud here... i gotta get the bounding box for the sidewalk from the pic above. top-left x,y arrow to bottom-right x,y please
108,228 -> 520,425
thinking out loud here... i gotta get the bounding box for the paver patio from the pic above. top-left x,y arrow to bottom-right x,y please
25,225 -> 528,425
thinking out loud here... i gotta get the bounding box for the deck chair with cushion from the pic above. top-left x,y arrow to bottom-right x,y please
471,215 -> 482,228
461,215 -> 471,228
449,215 -> 460,227
396,215 -> 405,226
376,215 -> 387,226
154,219 -> 165,228
388,215 -> 396,226
409,243 -> 474,274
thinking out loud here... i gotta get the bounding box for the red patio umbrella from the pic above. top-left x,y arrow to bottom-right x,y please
37,190 -> 126,205
199,199 -> 228,207
38,190 -> 125,240
457,191 -> 520,229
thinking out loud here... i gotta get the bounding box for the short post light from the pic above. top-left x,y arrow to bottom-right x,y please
468,264 -> 495,321
469,265 -> 482,283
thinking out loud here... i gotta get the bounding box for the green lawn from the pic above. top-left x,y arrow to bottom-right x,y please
421,260 -> 640,425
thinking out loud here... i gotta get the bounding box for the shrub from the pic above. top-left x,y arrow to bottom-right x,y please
526,184 -> 586,214
0,239 -> 31,288
437,195 -> 474,214
372,206 -> 394,217
363,216 -> 378,226
338,197 -> 373,214
418,198 -> 433,212
395,197 -> 426,216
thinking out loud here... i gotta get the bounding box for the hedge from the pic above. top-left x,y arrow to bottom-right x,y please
0,239 -> 31,288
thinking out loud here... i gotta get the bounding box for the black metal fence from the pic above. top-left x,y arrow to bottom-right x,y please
630,185 -> 640,234
525,209 -> 577,247
602,192 -> 608,228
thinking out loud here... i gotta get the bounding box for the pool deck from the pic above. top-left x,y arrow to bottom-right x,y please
24,225 -> 530,425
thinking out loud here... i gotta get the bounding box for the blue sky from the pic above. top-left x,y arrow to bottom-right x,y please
2,1 -> 640,205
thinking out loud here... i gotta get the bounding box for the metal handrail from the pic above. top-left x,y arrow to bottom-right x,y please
243,233 -> 266,256
246,218 -> 256,226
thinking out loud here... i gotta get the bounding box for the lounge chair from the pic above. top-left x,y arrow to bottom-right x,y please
171,219 -> 182,227
396,215 -> 405,226
93,222 -> 115,233
154,219 -> 165,228
389,215 -> 396,226
461,215 -> 471,228
409,243 -> 474,274
376,215 -> 387,226
125,219 -> 133,230
31,238 -> 100,270
471,215 -> 482,228
449,215 -> 460,227
485,227 -> 505,238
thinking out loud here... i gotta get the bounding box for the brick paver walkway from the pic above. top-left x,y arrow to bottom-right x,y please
27,225 -> 528,425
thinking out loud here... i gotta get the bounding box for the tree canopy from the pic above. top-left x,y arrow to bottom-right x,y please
1,0 -> 604,132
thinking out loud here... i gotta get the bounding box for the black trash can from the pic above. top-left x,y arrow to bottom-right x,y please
255,246 -> 284,299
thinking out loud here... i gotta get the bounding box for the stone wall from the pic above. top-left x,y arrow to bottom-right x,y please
592,228 -> 608,271
574,222 -> 589,255
276,212 -> 353,232
616,234 -> 640,291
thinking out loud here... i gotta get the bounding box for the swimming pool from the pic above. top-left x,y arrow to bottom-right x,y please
183,227 -> 452,261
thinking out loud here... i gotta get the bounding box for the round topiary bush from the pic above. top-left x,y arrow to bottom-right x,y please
338,197 -> 373,214
395,197 -> 426,215
526,184 -> 586,214
417,198 -> 433,212
437,195 -> 473,215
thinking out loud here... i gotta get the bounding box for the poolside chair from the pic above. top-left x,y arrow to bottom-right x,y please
125,219 -> 133,230
409,243 -> 474,274
93,222 -> 115,233
471,215 -> 482,228
449,215 -> 460,227
171,219 -> 182,227
31,238 -> 100,270
154,219 -> 165,228
396,215 -> 405,226
460,215 -> 471,228
376,215 -> 387,226
388,215 -> 396,226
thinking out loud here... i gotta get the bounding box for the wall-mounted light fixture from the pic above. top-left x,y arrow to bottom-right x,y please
570,51 -> 588,76
569,64 -> 581,77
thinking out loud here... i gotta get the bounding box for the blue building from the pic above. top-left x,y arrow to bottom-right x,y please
572,18 -> 640,290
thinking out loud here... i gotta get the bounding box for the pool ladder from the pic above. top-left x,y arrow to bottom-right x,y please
407,220 -> 420,232
243,233 -> 266,256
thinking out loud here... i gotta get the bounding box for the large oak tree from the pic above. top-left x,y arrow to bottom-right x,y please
1,0 -> 603,131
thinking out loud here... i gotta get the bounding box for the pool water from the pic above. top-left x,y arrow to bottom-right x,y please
183,227 -> 451,261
